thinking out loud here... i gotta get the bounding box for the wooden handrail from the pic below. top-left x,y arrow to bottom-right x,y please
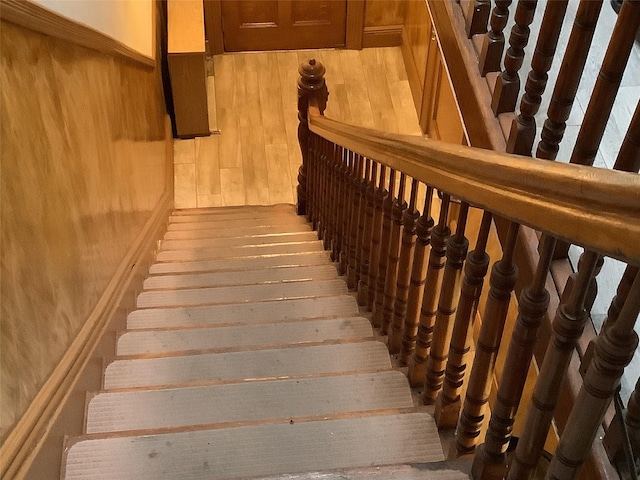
307,107 -> 640,264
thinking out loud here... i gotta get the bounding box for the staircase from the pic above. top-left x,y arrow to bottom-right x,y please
62,204 -> 470,479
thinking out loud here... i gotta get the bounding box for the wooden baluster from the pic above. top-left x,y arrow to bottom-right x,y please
507,251 -> 600,480
353,157 -> 371,289
331,144 -> 344,260
478,0 -> 513,76
381,173 -> 407,335
423,202 -> 470,404
601,265 -> 640,464
536,0 -> 603,160
570,0 -> 640,168
358,161 -> 377,307
346,154 -> 364,289
317,138 -> 329,242
345,152 -> 359,289
604,375 -> 640,470
388,179 -> 421,354
435,211 -> 492,428
320,139 -> 331,246
367,166 -> 387,310
457,221 -> 520,455
408,194 -> 451,388
549,1 -> 640,259
333,146 -> 348,268
297,58 -> 328,216
506,0 -> 568,156
373,169 -> 396,328
492,0 -> 538,115
465,0 -> 491,38
546,271 -> 640,480
400,188 -> 435,366
340,151 -> 356,276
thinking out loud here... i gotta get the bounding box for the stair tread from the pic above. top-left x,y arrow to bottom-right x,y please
167,215 -> 308,231
155,241 -> 323,262
104,341 -> 391,389
136,279 -> 348,308
64,413 -> 444,479
163,222 -> 312,241
169,210 -> 298,224
86,371 -> 412,434
255,461 -> 472,479
127,295 -> 360,329
143,264 -> 338,290
160,231 -> 318,251
117,316 -> 372,355
172,204 -> 294,216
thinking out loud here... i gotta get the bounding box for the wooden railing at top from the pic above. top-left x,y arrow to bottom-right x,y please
297,58 -> 640,480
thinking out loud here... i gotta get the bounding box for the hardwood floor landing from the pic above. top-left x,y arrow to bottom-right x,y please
173,47 -> 422,210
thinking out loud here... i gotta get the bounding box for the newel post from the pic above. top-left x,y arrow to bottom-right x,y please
297,59 -> 328,216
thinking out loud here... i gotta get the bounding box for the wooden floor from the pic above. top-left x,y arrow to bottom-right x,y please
173,47 -> 422,209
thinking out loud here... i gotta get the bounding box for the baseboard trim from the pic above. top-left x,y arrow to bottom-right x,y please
0,191 -> 173,479
362,25 -> 403,48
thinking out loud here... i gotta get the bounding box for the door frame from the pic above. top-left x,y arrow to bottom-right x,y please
203,0 -> 365,55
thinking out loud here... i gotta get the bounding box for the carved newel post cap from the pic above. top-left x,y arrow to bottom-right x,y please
298,58 -> 327,93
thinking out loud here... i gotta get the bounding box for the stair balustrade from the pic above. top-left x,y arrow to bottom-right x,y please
465,0 -> 491,38
506,0 -> 568,156
388,179 -> 420,354
408,194 -> 451,388
297,57 -> 640,480
399,189 -> 435,366
491,0 -> 538,115
478,0 -> 513,76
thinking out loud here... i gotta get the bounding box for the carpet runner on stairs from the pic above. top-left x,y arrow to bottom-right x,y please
62,204 -> 469,480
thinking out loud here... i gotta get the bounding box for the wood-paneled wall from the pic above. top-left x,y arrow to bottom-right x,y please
0,16 -> 171,464
401,0 -> 465,144
362,0 -> 406,47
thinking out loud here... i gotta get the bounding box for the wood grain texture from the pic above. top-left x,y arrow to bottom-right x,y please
308,111 -> 640,263
0,0 -> 155,67
0,18 -> 171,476
174,47 -> 422,209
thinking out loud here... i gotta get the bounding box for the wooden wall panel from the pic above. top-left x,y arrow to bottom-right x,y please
362,0 -> 405,47
0,18 -> 169,450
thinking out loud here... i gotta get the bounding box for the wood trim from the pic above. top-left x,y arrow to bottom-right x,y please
0,157 -> 173,478
0,0 -> 155,68
361,25 -> 403,48
308,110 -> 640,264
203,0 -> 223,55
400,26 -> 423,122
345,0 -> 365,50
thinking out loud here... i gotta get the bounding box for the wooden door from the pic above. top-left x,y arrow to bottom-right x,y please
220,0 -> 347,51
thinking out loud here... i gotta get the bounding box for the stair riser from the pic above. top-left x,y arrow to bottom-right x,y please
160,231 -> 317,251
155,241 -> 323,262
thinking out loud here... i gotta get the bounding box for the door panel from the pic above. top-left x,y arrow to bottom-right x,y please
221,0 -> 347,51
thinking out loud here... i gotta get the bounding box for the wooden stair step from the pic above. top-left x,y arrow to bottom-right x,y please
163,222 -> 312,241
148,251 -> 331,275
253,461 -> 472,479
155,240 -> 323,262
171,203 -> 295,216
167,215 -> 308,231
104,341 -> 390,389
127,295 -> 360,329
117,316 -> 372,355
64,413 -> 444,480
160,231 -> 318,251
169,209 -> 298,224
135,279 -> 348,308
86,371 -> 413,434
143,264 -> 338,290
